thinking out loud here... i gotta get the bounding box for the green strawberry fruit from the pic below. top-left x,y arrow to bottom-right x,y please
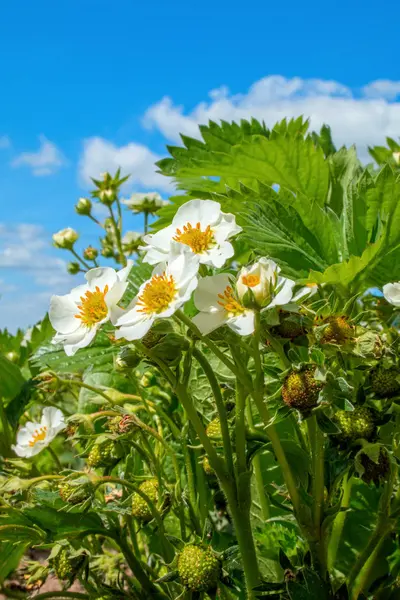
87,440 -> 115,468
334,407 -> 376,442
132,478 -> 159,522
282,368 -> 323,412
371,366 -> 400,398
178,544 -> 221,592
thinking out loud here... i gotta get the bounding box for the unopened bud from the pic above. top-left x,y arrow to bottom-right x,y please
393,152 -> 400,165
101,246 -> 114,258
53,228 -> 79,249
99,188 -> 115,205
115,347 -> 142,370
67,261 -> 80,275
75,197 -> 92,216
83,246 -> 98,261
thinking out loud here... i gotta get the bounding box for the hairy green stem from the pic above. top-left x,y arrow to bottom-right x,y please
246,400 -> 270,520
193,347 -> 235,479
307,415 -> 326,574
348,465 -> 395,598
108,204 -> 127,267
328,473 -> 353,571
70,248 -> 91,271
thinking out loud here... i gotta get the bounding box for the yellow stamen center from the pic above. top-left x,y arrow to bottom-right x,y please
241,274 -> 260,288
173,222 -> 214,254
217,285 -> 245,316
29,426 -> 47,447
137,273 -> 177,314
75,285 -> 109,327
307,282 -> 317,288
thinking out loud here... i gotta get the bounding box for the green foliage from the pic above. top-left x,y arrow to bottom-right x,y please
2,121 -> 400,600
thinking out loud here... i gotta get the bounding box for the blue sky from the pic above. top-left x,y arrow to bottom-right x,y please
1,0 -> 400,330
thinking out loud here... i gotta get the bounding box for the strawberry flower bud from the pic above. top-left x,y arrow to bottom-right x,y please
53,227 -> 79,249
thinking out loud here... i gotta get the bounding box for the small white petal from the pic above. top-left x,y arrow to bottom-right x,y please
49,295 -> 80,335
85,267 -> 118,291
41,407 -> 66,432
194,274 -> 231,312
116,316 -> 154,341
383,282 -> 400,307
269,278 -> 295,308
172,199 -> 221,229
64,327 -> 98,356
228,311 -> 255,336
192,310 -> 228,335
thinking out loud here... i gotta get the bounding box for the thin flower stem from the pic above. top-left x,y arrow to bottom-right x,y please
88,213 -> 103,227
144,211 -> 149,234
47,445 -> 63,471
328,474 -> 353,571
348,464 -> 396,597
174,311 -> 241,379
192,347 -> 235,480
307,414 -> 326,574
56,378 -> 114,403
70,248 -> 91,270
246,400 -> 270,520
108,204 -> 127,267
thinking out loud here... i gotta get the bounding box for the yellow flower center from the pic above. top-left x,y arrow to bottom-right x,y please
307,282 -> 317,288
75,285 -> 109,327
241,274 -> 260,288
137,273 -> 177,314
173,222 -> 214,254
218,285 -> 245,316
29,426 -> 47,447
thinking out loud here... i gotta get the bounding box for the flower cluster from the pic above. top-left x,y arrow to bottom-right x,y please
49,199 -> 301,354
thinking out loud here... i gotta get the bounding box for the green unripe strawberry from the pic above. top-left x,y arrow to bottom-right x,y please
108,414 -> 137,434
206,418 -> 222,441
131,478 -> 159,522
59,481 -> 92,505
320,315 -> 354,345
282,368 -> 323,412
87,440 -> 115,468
333,407 -> 376,441
52,548 -> 84,581
178,544 -> 221,592
371,366 -> 400,398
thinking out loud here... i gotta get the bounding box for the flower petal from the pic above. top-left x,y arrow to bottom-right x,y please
49,295 -> 81,335
116,316 -> 154,341
269,278 -> 295,308
383,282 -> 400,307
228,311 -> 255,336
193,274 -> 231,312
63,327 -> 98,356
41,407 -> 66,432
85,267 -> 118,291
192,310 -> 228,335
172,199 -> 221,229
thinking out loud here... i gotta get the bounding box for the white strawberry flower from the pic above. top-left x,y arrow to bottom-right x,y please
140,199 -> 242,268
115,249 -> 198,341
49,262 -> 132,356
192,273 -> 255,336
13,408 -> 66,458
383,282 -> 400,307
236,257 -> 295,307
121,192 -> 168,214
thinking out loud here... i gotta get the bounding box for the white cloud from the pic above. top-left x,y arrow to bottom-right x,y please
143,75 -> 400,162
362,80 -> 400,101
78,137 -> 172,192
0,223 -> 74,331
0,135 -> 10,149
11,135 -> 66,176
